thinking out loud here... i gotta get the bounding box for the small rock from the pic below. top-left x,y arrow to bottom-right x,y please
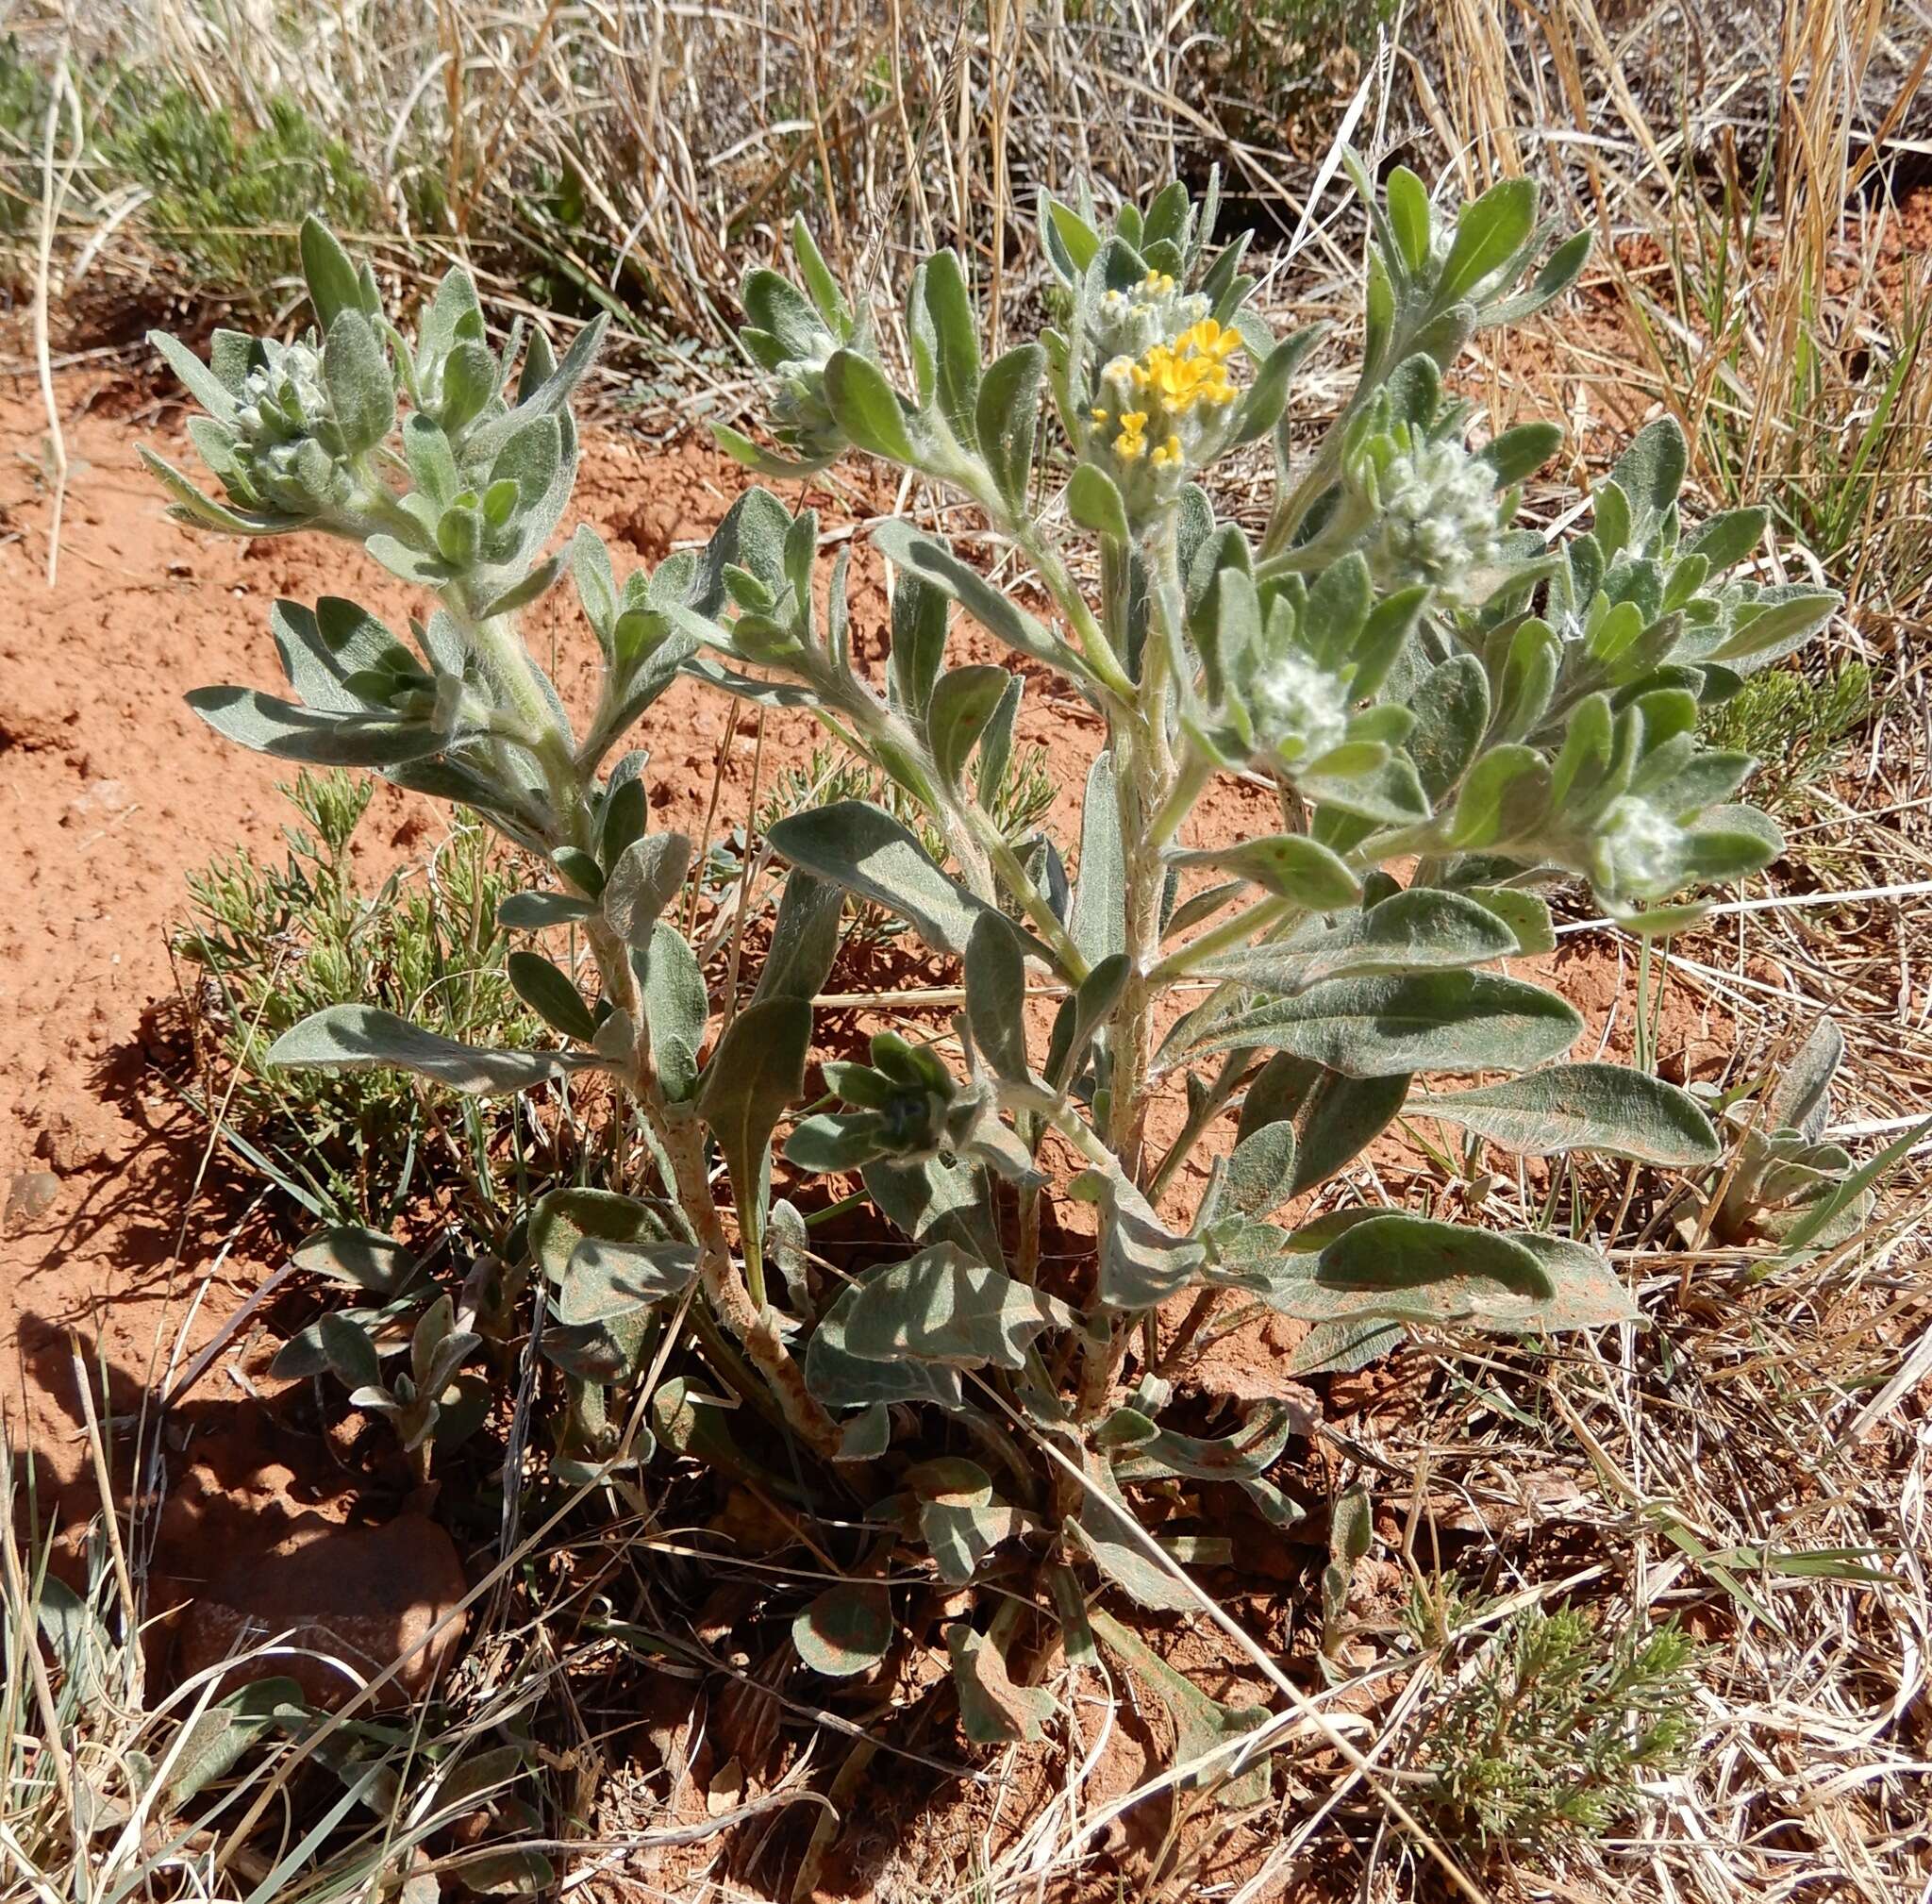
5,1169 -> 58,1229
176,1512 -> 467,1710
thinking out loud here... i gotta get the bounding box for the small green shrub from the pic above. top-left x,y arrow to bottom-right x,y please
103,87 -> 375,300
1407,1585 -> 1699,1854
143,167 -> 1834,1789
1701,658 -> 1872,818
175,770 -> 541,1223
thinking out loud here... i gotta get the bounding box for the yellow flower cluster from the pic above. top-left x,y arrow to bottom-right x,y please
1091,319 -> 1241,472
1131,319 -> 1241,414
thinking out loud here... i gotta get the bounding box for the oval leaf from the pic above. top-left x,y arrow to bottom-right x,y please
1412,1063 -> 1721,1164
793,1582 -> 894,1678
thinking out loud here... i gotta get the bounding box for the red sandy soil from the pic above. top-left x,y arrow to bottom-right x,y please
0,365 -> 1738,1890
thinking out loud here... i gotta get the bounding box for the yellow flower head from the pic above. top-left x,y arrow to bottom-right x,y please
1090,315 -> 1243,488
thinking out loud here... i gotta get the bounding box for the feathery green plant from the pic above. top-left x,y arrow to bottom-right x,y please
1407,1583 -> 1699,1854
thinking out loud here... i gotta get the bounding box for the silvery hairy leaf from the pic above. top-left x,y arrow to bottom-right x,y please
322,310 -> 395,455
1218,1120 -> 1299,1221
1410,1062 -> 1721,1165
508,951 -> 598,1043
964,913 -> 1032,1085
976,342 -> 1044,514
186,686 -> 447,768
925,664 -> 1012,786
1069,751 -> 1125,966
696,996 -> 813,1246
602,834 -> 692,948
863,1155 -> 1007,1266
948,1624 -> 1056,1745
318,1311 -> 380,1391
634,923 -> 707,1102
1072,1162 -> 1208,1308
824,349 -> 922,462
767,800 -> 1038,967
840,1244 -> 1075,1369
907,1457 -> 1024,1583
910,249 -> 980,444
291,1227 -> 425,1296
753,870 -> 845,1005
1186,971 -> 1581,1077
273,597 -> 423,714
268,1005 -> 599,1094
1044,952 -> 1129,1093
870,519 -> 1079,675
1088,1608 -> 1272,1803
887,560 -> 951,718
1170,834 -> 1360,909
1290,1068 -> 1411,1194
793,1582 -> 894,1679
1407,654 -> 1491,803
528,1187 -> 688,1382
1282,1214 -> 1639,1331
1101,1396 -> 1300,1485
805,1265 -> 965,1411
1069,1485 -> 1199,1612
1769,1019 -> 1842,1142
528,1187 -> 687,1283
1433,175 -> 1538,306
1192,888 -> 1521,994
555,1236 -> 698,1327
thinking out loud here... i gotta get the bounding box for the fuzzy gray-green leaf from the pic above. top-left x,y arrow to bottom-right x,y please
1172,834 -> 1361,909
323,310 -> 394,454
603,834 -> 692,948
1196,890 -> 1521,996
926,664 -> 1010,785
268,1005 -> 591,1094
753,870 -> 845,1004
697,996 -> 813,1242
841,1244 -> 1073,1369
635,923 -> 708,1102
1190,972 -> 1580,1077
793,1582 -> 894,1678
187,687 -> 445,767
824,349 -> 920,462
965,913 -> 1033,1084
948,1625 -> 1057,1744
1070,751 -> 1125,964
508,951 -> 598,1042
1411,1063 -> 1721,1164
976,342 -> 1044,514
768,799 -> 1029,964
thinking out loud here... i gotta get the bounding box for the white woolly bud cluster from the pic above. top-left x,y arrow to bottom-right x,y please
1365,439 -> 1507,603
1247,652 -> 1351,765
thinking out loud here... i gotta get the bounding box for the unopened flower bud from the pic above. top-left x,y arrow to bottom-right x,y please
1247,652 -> 1351,766
1364,438 -> 1507,603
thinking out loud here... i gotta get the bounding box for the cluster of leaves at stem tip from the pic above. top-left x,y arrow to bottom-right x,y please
146,160 -> 1839,1741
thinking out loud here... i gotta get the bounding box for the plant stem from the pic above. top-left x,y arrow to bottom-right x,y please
1145,1045 -> 1253,1205
654,1098 -> 840,1459
1103,516 -> 1183,1175
1146,894 -> 1292,990
586,903 -> 840,1460
1155,1284 -> 1223,1378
